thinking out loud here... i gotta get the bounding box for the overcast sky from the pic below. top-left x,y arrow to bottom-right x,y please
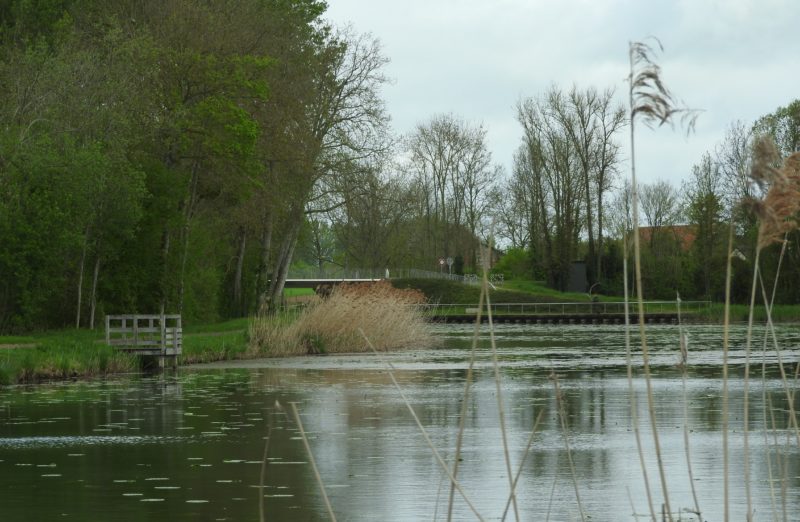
324,0 -> 799,188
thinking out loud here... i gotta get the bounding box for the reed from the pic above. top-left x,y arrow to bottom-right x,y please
248,281 -> 434,356
628,37 -> 699,521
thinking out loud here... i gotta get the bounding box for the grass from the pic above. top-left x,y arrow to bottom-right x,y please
0,316 -> 256,383
391,277 -> 583,304
701,303 -> 800,323
0,338 -> 137,385
0,327 -> 104,346
183,317 -> 250,335
284,287 -> 315,297
502,279 -> 598,301
180,329 -> 249,364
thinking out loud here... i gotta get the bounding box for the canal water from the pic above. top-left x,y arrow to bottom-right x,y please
1,323 -> 799,521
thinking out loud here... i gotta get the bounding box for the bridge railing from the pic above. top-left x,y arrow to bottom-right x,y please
284,267 -> 489,284
418,301 -> 712,315
286,267 -> 388,280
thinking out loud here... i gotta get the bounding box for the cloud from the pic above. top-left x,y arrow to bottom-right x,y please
325,0 -> 800,185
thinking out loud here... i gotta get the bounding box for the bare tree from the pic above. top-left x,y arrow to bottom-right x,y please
516,91 -> 586,290
716,121 -> 756,214
407,114 -> 495,265
263,30 -> 390,311
639,180 -> 682,229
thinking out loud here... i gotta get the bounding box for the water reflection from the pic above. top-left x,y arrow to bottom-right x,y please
0,323 -> 798,520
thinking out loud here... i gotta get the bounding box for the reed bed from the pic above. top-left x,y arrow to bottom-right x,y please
248,281 -> 435,356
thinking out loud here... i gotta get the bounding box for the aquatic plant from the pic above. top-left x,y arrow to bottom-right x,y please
627,37 -> 699,520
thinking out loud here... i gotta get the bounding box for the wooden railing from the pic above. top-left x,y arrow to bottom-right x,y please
105,314 -> 182,356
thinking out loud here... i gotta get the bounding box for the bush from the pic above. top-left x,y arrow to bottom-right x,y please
493,248 -> 533,280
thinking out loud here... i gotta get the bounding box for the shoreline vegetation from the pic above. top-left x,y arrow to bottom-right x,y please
1,278 -> 800,385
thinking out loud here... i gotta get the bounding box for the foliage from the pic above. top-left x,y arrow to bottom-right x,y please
493,248 -> 533,280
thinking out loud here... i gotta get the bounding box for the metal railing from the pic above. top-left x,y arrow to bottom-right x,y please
418,301 -> 712,315
284,267 -> 489,284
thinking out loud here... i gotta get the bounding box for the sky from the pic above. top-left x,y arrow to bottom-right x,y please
324,0 -> 800,188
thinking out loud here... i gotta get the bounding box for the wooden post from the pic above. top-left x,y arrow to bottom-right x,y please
105,315 -> 110,346
160,313 -> 166,356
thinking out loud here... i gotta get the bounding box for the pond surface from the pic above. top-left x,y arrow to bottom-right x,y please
1,323 -> 800,521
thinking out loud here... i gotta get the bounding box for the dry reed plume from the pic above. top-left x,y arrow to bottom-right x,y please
745,138 -> 800,248
248,281 -> 434,356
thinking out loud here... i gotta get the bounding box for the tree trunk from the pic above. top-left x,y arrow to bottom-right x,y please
177,164 -> 200,315
75,232 -> 89,329
233,226 -> 247,317
266,236 -> 295,313
255,211 -> 274,312
584,173 -> 596,284
159,229 -> 171,316
89,256 -> 100,330
596,189 -> 604,281
266,216 -> 302,314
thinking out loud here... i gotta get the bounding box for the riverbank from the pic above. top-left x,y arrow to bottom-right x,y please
0,318 -> 252,385
3,284 -> 800,385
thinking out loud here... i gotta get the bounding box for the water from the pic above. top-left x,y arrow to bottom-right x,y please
1,323 -> 799,521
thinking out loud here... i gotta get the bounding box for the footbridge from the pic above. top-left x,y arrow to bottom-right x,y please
282,268 -> 482,288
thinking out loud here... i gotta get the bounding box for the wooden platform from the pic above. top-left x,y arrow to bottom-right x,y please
105,314 -> 182,369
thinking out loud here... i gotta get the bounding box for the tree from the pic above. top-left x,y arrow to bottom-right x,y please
406,114 -> 496,267
492,178 -> 530,250
639,180 -> 682,231
685,153 -> 726,298
554,86 -> 625,284
753,99 -> 800,157
515,89 -> 586,290
263,29 -> 390,312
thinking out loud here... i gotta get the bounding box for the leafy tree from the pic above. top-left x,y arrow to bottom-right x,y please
753,99 -> 800,157
685,153 -> 726,299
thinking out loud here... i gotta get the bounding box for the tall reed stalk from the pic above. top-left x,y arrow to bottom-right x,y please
622,233 -> 656,521
358,329 -> 486,521
721,219 -> 735,521
627,38 -> 698,520
447,273 -> 486,521
676,295 -> 702,519
740,142 -> 800,520
551,371 -> 586,522
485,263 -> 520,522
290,402 -> 337,521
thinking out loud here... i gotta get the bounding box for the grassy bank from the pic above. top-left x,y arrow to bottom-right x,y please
0,317 -> 255,384
391,278 -> 589,304
3,281 -> 798,385
699,303 -> 800,323
0,335 -> 137,386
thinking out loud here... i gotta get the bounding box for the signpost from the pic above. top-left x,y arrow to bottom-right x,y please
446,256 -> 454,275
439,257 -> 445,273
